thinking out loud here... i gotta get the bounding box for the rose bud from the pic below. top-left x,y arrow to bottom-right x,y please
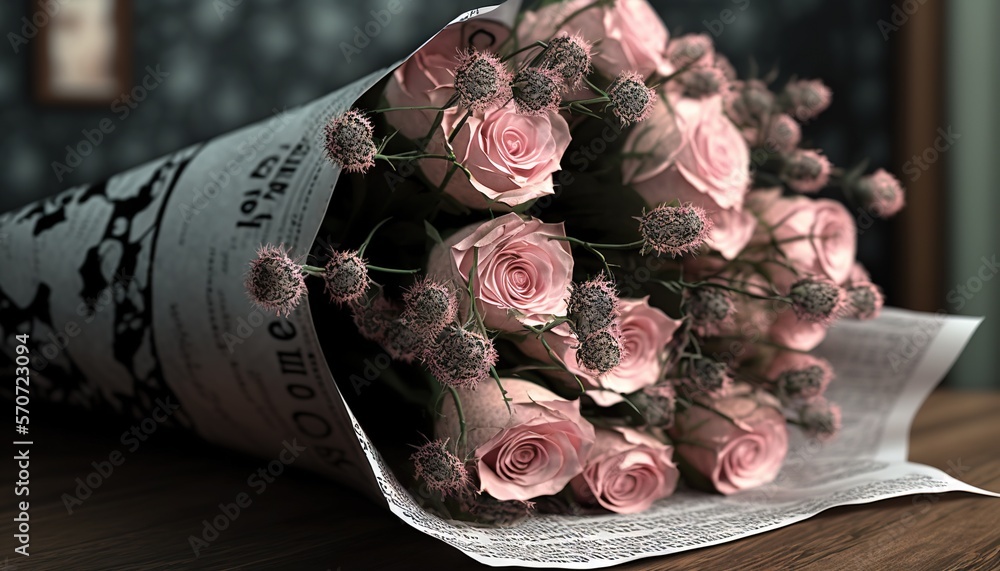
436,378 -> 596,502
245,244 -> 306,316
670,383 -> 789,494
571,427 -> 680,514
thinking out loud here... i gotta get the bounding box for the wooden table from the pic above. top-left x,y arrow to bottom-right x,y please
4,390 -> 998,570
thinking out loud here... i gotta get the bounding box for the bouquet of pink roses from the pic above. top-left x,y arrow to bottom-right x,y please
245,0 -> 905,521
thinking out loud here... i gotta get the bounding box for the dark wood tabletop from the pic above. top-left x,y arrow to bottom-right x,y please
3,390 -> 998,571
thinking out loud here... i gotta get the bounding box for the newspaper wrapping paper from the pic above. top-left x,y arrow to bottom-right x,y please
0,2 -> 996,568
0,0 -> 518,499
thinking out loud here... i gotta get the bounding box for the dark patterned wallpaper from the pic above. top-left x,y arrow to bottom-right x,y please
0,0 -> 894,290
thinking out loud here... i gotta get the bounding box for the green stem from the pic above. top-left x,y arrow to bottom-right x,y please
502,40 -> 548,63
367,265 -> 421,275
302,265 -> 325,276
368,105 -> 450,113
447,386 -> 468,451
491,367 -> 513,415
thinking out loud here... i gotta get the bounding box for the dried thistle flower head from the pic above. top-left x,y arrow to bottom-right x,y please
567,273 -> 620,339
540,34 -> 592,90
423,326 -> 498,389
783,79 -> 832,121
846,282 -> 884,321
382,317 -> 426,364
688,358 -> 733,397
453,50 -> 513,112
782,149 -> 832,193
765,113 -> 801,153
854,169 -> 905,218
788,278 -> 847,324
607,71 -> 656,126
324,250 -> 371,305
667,33 -> 714,69
679,66 -> 727,99
401,278 -> 458,336
635,383 -> 678,428
245,244 -> 306,316
637,204 -> 712,257
323,109 -> 376,173
460,494 -> 535,526
576,328 -> 624,374
798,398 -> 841,441
683,287 -> 735,336
769,353 -> 834,404
350,295 -> 393,342
513,66 -> 564,116
410,439 -> 470,497
724,79 -> 775,126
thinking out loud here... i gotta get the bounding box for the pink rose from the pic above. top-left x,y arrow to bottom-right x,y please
428,213 -> 573,331
517,297 -> 682,406
519,0 -> 672,79
621,97 -> 683,185
384,20 -> 510,139
437,378 -> 595,501
630,96 -> 755,260
571,427 -> 679,513
769,308 -> 828,352
748,191 -> 857,287
670,383 -> 788,494
421,103 -> 571,209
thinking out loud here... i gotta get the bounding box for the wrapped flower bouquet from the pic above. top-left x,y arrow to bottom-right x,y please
245,0 -> 905,519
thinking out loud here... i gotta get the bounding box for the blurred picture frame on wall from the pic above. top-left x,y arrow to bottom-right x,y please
32,0 -> 130,105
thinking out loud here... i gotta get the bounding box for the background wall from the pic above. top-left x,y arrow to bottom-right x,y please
0,0 -> 990,386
